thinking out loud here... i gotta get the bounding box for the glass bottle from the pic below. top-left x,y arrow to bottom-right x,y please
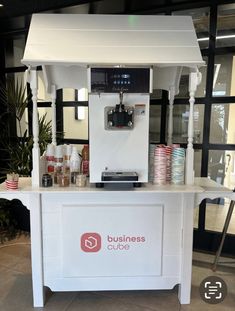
54,145 -> 64,184
81,144 -> 89,176
70,146 -> 81,173
46,144 -> 55,174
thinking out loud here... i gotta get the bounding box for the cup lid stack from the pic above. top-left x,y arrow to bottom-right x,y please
171,147 -> 185,185
153,145 -> 166,185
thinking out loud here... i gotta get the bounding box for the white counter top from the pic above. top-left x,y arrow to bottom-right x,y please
1,176 -> 233,308
0,177 -> 233,195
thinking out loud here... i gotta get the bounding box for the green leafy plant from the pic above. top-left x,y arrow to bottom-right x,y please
0,77 -> 53,176
0,77 -> 28,137
4,115 -> 52,176
0,77 -> 54,241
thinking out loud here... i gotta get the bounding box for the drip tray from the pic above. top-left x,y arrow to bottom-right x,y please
101,171 -> 138,182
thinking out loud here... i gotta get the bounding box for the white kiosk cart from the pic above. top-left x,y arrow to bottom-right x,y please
0,14 -> 233,308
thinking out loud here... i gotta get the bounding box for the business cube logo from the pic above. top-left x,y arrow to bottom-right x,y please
81,233 -> 101,252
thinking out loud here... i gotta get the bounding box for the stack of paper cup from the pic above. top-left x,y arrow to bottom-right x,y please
171,144 -> 180,149
171,148 -> 185,185
5,173 -> 19,190
153,145 -> 166,185
165,145 -> 172,184
149,144 -> 156,182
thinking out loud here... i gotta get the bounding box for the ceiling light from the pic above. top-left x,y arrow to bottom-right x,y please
197,37 -> 209,42
0,4 -> 4,7
198,34 -> 235,41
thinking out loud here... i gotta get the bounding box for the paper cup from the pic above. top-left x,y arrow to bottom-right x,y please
5,180 -> 18,190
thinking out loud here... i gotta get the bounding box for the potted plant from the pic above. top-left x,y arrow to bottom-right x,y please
0,77 -> 53,238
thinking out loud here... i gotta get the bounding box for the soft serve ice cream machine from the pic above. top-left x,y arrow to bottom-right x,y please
88,67 -> 152,186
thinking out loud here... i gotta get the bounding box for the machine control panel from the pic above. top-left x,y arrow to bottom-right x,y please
90,68 -> 150,93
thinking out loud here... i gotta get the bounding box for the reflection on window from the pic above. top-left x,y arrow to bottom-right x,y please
172,7 -> 210,49
149,105 -> 161,143
176,57 -> 207,98
63,107 -> 88,140
6,72 -> 28,137
62,88 -> 88,101
38,107 -> 53,125
63,88 -> 76,101
207,148 -> 235,234
208,149 -> 227,191
205,198 -> 235,234
150,89 -> 162,100
213,54 -> 235,96
5,35 -> 25,68
217,4 -> 235,48
38,72 -> 51,102
194,205 -> 199,229
194,149 -> 202,177
210,103 -> 235,144
166,104 -> 204,143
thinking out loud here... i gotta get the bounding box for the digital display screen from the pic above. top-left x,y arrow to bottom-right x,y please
92,72 -> 106,84
91,68 -> 150,93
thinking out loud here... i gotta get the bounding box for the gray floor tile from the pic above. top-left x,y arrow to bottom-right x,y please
0,237 -> 234,311
42,291 -> 78,311
65,292 -> 159,311
95,289 -> 180,311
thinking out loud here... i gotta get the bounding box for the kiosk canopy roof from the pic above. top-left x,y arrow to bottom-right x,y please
22,14 -> 204,68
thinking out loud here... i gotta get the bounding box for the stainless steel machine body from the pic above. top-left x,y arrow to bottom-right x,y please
88,67 -> 151,185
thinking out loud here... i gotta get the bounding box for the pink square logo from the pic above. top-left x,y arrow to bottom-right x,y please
81,233 -> 101,252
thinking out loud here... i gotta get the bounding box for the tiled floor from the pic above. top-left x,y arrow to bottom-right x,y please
0,235 -> 235,311
194,200 -> 235,234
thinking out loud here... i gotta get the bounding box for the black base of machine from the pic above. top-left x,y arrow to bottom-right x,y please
95,182 -> 141,189
101,171 -> 138,182
96,182 -> 104,188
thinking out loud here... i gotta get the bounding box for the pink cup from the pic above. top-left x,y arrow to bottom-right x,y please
5,180 -> 18,190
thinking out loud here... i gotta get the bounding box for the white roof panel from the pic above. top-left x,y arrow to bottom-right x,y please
22,14 -> 204,67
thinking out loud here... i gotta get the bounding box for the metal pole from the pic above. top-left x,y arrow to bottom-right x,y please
212,195 -> 235,271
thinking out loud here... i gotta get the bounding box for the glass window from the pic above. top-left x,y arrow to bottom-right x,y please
206,145 -> 235,234
63,88 -> 76,101
213,54 -> 235,97
172,0 -> 193,2
150,89 -> 162,100
194,205 -> 199,229
208,150 -> 235,189
131,0 -> 165,11
210,103 -> 235,144
205,198 -> 235,234
194,149 -> 202,177
92,0 -> 125,14
217,4 -> 235,48
63,107 -> 88,140
38,107 -> 53,125
166,104 -> 204,144
37,71 -> 52,103
62,88 -> 88,102
5,35 -> 25,68
149,105 -> 161,143
56,3 -> 90,14
172,7 -> 210,49
176,57 -> 207,98
5,72 -> 28,137
6,71 -> 24,83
